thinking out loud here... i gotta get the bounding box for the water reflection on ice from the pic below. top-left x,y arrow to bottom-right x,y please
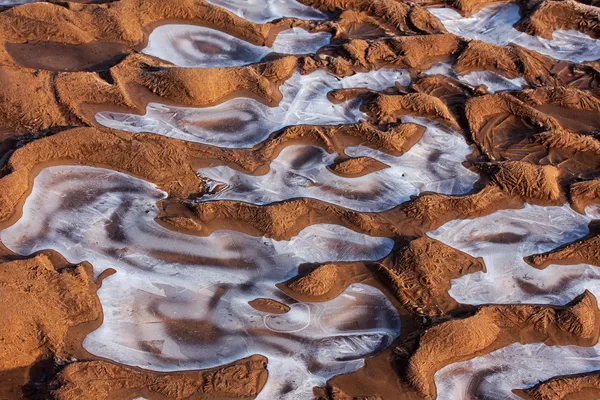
429,4 -> 600,63
96,69 -> 411,147
1,166 -> 399,400
199,117 -> 478,212
143,25 -> 331,68
205,0 -> 327,23
424,62 -> 527,93
434,342 -> 600,399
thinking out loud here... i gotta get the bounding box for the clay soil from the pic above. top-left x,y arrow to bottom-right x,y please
1,0 -> 600,399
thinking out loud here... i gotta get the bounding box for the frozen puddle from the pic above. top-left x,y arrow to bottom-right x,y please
143,26 -> 331,68
199,117 -> 479,212
424,62 -> 527,93
427,203 -> 599,306
1,165 -> 399,400
434,342 -> 600,399
429,4 -> 600,63
205,0 -> 326,23
429,204 -> 600,398
96,69 -> 411,147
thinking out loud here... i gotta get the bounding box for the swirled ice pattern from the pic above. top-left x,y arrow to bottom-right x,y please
1,166 -> 399,400
434,342 -> 600,399
428,203 -> 598,306
424,62 -> 528,93
429,4 -> 600,63
198,117 -> 479,212
143,25 -> 331,67
205,0 -> 327,23
429,204 -> 600,398
96,69 -> 411,148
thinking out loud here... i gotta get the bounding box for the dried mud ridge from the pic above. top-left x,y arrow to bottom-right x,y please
1,0 -> 600,399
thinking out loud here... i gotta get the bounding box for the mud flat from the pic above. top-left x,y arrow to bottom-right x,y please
1,0 -> 600,398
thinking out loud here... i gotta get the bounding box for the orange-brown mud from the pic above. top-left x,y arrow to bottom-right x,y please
2,0 -> 600,398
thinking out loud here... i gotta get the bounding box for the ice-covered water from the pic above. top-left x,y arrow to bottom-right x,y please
427,203 -> 600,397
96,69 -> 411,148
199,116 -> 479,212
143,26 -> 331,67
434,341 -> 600,399
0,0 -> 32,4
428,203 -> 599,306
205,0 -> 327,23
423,62 -> 528,93
1,166 -> 399,400
429,4 -> 600,63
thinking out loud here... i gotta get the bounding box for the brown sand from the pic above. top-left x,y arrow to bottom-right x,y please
0,0 -> 599,398
522,370 -> 600,400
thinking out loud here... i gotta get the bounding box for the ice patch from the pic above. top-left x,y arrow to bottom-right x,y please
1,165 -> 399,400
424,62 -> 527,93
198,117 -> 479,212
143,25 -> 331,68
428,203 -> 598,305
96,69 -> 411,148
429,204 -> 600,398
429,4 -> 600,63
434,342 -> 600,399
205,0 -> 327,23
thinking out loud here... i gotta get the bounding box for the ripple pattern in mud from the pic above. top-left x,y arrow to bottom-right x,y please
1,165 -> 399,400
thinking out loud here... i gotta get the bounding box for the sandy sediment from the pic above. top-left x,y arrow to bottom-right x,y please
379,236 -> 485,317
165,160 -> 560,240
403,290 -> 600,399
516,0 -> 600,39
523,370 -> 600,400
49,357 -> 267,400
0,0 -> 599,397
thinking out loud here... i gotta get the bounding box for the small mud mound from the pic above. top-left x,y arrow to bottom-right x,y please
287,264 -> 339,296
249,298 -> 291,314
328,156 -> 389,177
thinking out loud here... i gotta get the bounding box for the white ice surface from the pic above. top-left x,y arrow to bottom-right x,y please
429,4 -> 600,63
198,116 -> 479,212
205,0 -> 327,23
434,342 -> 600,399
428,204 -> 600,398
143,26 -> 331,68
428,203 -> 599,306
1,166 -> 399,400
423,62 -> 527,93
96,69 -> 411,148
